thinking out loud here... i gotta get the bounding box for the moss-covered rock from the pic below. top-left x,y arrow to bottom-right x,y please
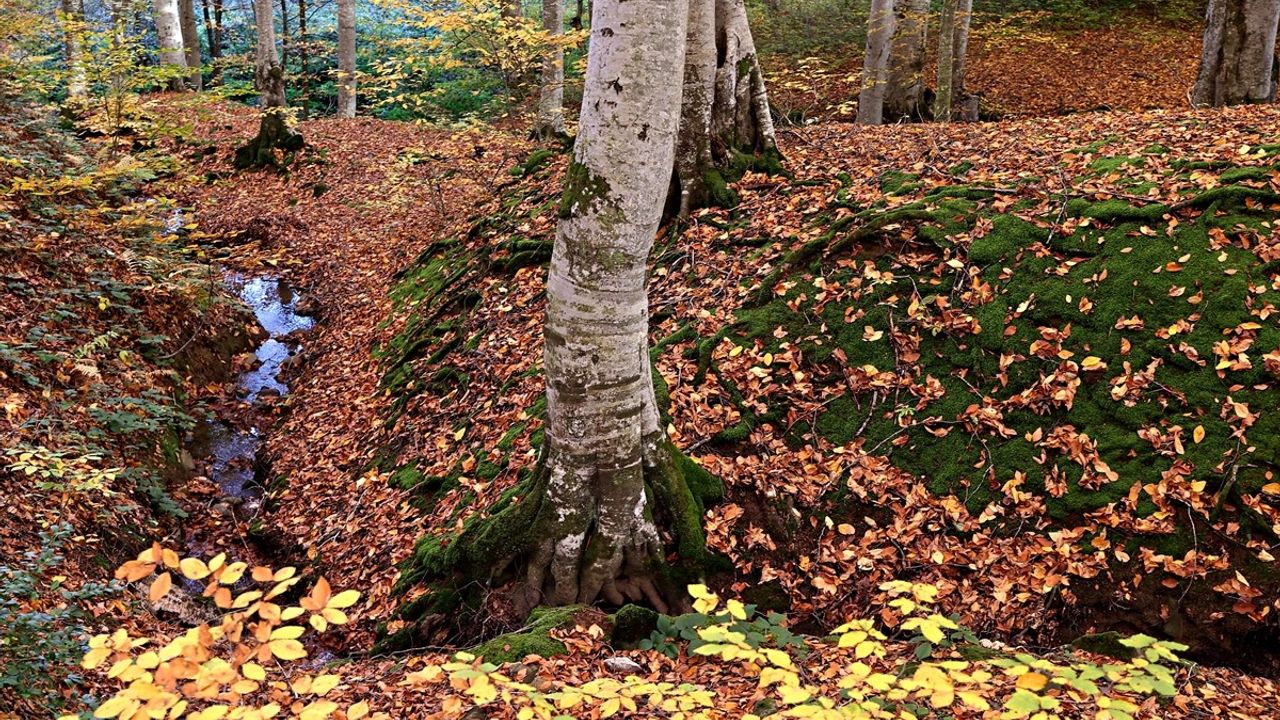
469,605 -> 583,663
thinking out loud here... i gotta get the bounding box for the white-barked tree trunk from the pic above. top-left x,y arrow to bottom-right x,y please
533,0 -> 567,138
533,0 -> 688,609
712,0 -> 776,154
153,0 -> 186,90
674,0 -> 716,216
857,0 -> 895,125
254,0 -> 285,107
1192,0 -> 1280,107
60,0 -> 87,98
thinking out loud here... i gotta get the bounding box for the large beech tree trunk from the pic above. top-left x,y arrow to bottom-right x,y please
529,0 -> 689,610
884,0 -> 927,122
672,0 -> 777,217
178,0 -> 202,90
532,0 -> 566,138
856,0 -> 895,125
1193,0 -> 1280,107
336,0 -> 356,117
153,0 -> 186,90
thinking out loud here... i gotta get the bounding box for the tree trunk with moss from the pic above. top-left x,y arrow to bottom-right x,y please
524,0 -> 695,612
934,0 -> 971,122
856,0 -> 895,125
153,0 -> 186,90
236,0 -> 303,169
178,0 -> 202,90
532,0 -> 567,138
883,0 -> 927,122
673,0 -> 779,217
1192,0 -> 1280,107
336,0 -> 356,117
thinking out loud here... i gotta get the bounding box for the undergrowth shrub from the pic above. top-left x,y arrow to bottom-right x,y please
0,524 -> 116,716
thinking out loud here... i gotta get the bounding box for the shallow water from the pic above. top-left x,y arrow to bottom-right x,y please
201,275 -> 313,500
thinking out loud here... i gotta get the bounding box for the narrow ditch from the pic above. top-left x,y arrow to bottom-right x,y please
181,273 -> 314,564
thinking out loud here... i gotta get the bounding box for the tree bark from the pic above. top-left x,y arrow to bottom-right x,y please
153,0 -> 186,90
336,0 -> 356,117
711,0 -> 777,155
59,0 -> 87,98
1193,0 -> 1280,107
857,0 -> 896,125
532,0 -> 566,138
254,0 -> 285,108
673,0 -> 716,217
299,0 -> 310,113
530,0 -> 688,610
883,0 -> 927,122
279,0 -> 290,75
202,0 -> 224,81
951,0 -> 972,105
670,0 -> 778,217
178,0 -> 202,90
934,0 -> 957,121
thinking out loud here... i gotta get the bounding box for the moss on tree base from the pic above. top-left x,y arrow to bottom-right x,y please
234,110 -> 305,171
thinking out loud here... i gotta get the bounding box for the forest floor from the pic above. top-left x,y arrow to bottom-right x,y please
112,94 -> 1280,717
5,19 -> 1280,720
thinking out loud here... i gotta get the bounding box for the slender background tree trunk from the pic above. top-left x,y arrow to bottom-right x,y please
674,0 -> 716,217
336,0 -> 356,117
857,0 -> 896,124
533,0 -> 689,609
178,0 -> 202,90
532,0 -> 566,137
298,0 -> 309,114
1192,0 -> 1280,106
935,0 -> 957,121
60,0 -> 87,98
884,0 -> 927,122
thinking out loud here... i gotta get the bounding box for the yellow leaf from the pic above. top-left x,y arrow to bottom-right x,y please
180,557 -> 210,580
149,572 -> 173,602
1016,672 -> 1049,691
311,673 -> 341,695
347,702 -> 370,720
1261,483 -> 1280,495
600,698 -> 622,718
1193,425 -> 1206,444
270,625 -> 305,640
269,638 -> 307,660
328,590 -> 361,609
242,662 -> 266,681
94,696 -> 132,718
298,700 -> 338,720
777,684 -> 812,705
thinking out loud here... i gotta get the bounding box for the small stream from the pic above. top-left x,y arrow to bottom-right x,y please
194,274 -> 313,512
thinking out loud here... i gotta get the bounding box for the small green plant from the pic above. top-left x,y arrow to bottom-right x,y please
0,523 -> 116,715
639,585 -> 805,659
4,444 -> 121,494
